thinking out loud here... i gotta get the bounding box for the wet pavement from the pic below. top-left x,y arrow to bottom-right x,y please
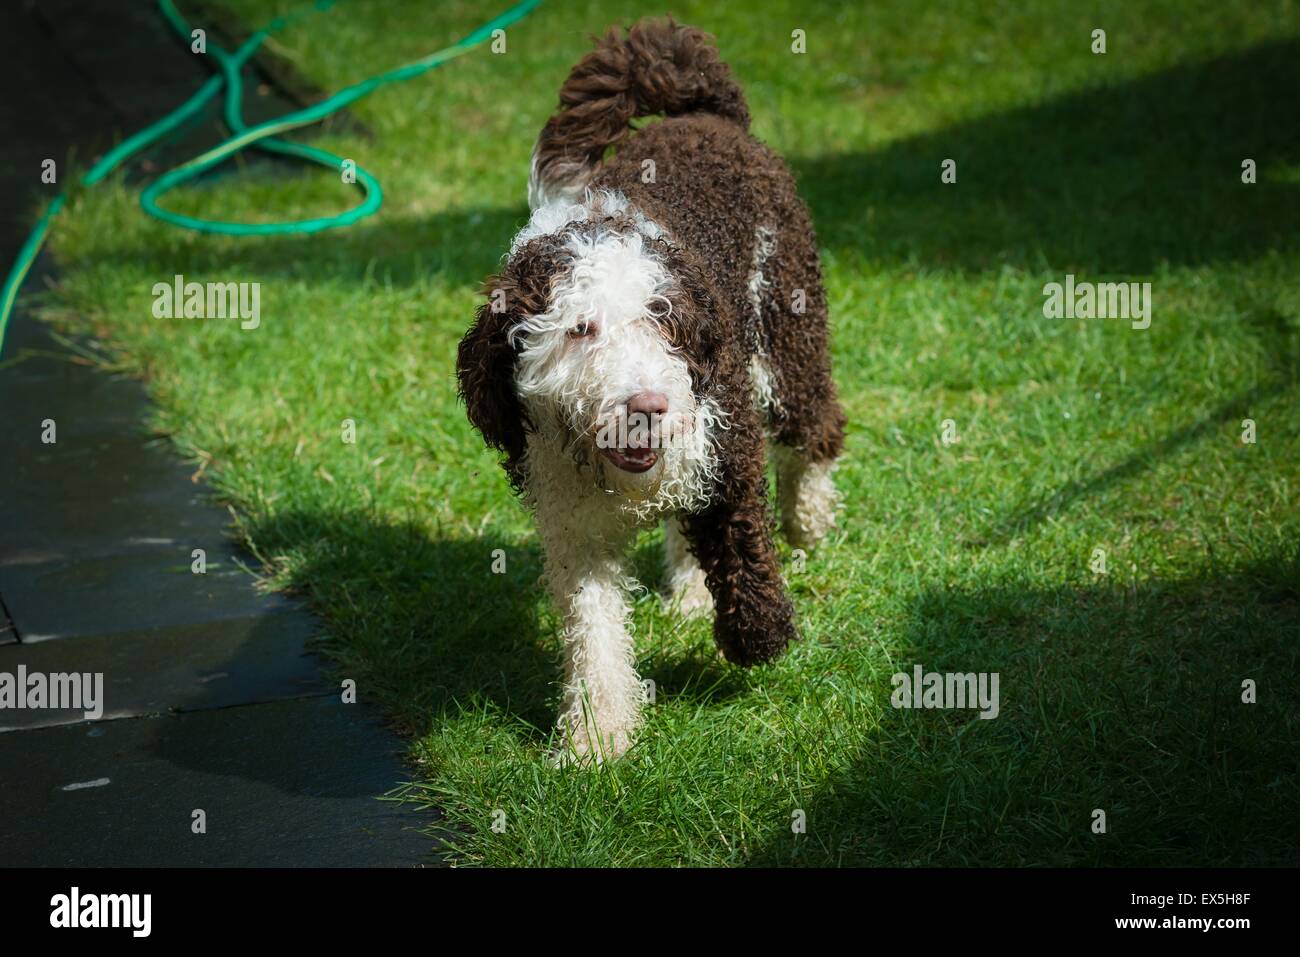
0,0 -> 435,866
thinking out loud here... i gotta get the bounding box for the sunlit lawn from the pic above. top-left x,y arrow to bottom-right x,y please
40,0 -> 1300,865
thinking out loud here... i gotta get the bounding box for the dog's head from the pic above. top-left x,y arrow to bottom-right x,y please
457,194 -> 725,515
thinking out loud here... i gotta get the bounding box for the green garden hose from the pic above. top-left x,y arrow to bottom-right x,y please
0,0 -> 541,356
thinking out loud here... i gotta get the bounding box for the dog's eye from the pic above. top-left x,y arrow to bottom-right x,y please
567,321 -> 598,340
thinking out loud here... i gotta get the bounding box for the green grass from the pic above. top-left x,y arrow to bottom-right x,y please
35,0 -> 1300,865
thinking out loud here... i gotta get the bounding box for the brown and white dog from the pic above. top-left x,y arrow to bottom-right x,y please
457,18 -> 845,762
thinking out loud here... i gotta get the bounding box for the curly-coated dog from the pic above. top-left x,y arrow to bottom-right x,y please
457,18 -> 845,762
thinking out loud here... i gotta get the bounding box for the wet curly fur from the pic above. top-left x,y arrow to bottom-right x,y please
457,18 -> 845,762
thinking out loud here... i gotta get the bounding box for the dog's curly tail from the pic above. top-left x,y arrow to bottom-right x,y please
528,17 -> 750,208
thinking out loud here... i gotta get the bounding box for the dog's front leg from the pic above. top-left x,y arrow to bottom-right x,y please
552,551 -> 642,762
681,488 -> 797,667
539,516 -> 642,763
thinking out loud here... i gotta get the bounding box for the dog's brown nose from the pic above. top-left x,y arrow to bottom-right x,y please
627,391 -> 669,418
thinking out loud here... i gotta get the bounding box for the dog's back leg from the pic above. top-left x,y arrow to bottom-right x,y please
663,517 -> 713,617
753,207 -> 846,550
773,444 -> 840,550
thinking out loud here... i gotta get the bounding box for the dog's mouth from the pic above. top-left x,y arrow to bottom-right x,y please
593,406 -> 673,475
599,445 -> 659,473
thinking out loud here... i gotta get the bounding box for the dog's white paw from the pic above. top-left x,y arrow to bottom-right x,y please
778,452 -> 840,550
550,725 -> 635,767
665,565 -> 714,617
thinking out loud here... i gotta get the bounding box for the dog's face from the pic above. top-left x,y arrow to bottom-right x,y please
458,200 -> 725,515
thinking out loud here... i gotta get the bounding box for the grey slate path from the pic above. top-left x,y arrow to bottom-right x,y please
0,547 -> 295,642
0,609 -> 325,731
0,0 -> 437,866
0,697 -> 429,867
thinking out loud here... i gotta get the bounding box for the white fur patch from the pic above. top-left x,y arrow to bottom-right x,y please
528,144 -> 590,210
533,497 -> 642,763
749,354 -> 780,416
746,225 -> 777,317
745,226 -> 782,416
513,189 -> 662,256
774,446 -> 840,548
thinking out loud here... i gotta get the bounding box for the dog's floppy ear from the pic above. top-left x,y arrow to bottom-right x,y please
656,242 -> 726,391
456,283 -> 530,479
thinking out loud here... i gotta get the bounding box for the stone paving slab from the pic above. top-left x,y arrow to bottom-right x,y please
0,305 -> 238,568
0,446 -> 236,568
0,608 -> 327,731
0,696 -> 435,867
0,331 -> 149,421
0,547 -> 295,643
0,436 -> 236,569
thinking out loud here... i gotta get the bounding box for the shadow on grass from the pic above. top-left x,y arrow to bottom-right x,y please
751,554 -> 1300,866
79,201 -> 529,292
792,37 -> 1300,273
77,38 -> 1300,293
198,203 -> 530,290
218,508 -> 745,745
241,508 -> 557,739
